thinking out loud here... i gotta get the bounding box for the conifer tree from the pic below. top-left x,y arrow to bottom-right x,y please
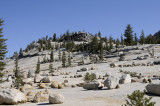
134,33 -> 138,45
35,58 -> 40,74
81,57 -> 84,65
99,38 -> 103,60
124,24 -> 134,46
62,51 -> 66,67
14,52 -> 20,78
115,38 -> 120,49
50,50 -> 54,62
0,19 -> 7,79
68,51 -> 71,66
104,37 -> 109,51
49,63 -> 54,73
91,34 -> 98,53
53,33 -> 56,41
109,35 -> 113,51
140,30 -> 145,45
58,49 -> 61,61
121,34 -> 124,46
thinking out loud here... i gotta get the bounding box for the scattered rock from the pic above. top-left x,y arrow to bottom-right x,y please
119,74 -> 131,84
38,83 -> 46,89
148,78 -> 152,83
143,78 -> 148,83
51,81 -> 59,88
105,72 -> 111,77
41,76 -> 51,83
64,79 -> 68,83
33,91 -> 48,103
0,88 -> 27,105
34,74 -> 42,83
58,84 -> 63,89
83,80 -> 103,90
104,76 -> 119,89
26,91 -> 35,96
110,63 -> 116,68
116,84 -> 120,89
71,84 -> 77,88
49,93 -> 64,104
146,83 -> 160,95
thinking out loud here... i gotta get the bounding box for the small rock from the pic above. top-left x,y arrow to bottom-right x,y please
38,83 -> 46,89
58,84 -> 63,89
116,84 -> 120,89
64,79 -> 68,83
34,74 -> 42,83
143,78 -> 148,83
51,81 -> 59,88
33,91 -> 48,103
26,91 -> 35,96
41,76 -> 51,83
71,84 -> 77,88
49,93 -> 64,104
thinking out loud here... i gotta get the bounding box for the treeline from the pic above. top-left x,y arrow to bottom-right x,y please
17,24 -> 160,57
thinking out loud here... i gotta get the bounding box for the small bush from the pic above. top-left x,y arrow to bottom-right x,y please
84,72 -> 96,83
124,90 -> 155,106
119,69 -> 137,77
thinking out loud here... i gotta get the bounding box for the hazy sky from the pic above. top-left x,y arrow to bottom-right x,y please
1,0 -> 160,57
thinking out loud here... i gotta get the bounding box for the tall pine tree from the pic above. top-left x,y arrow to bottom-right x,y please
124,24 -> 134,46
140,30 -> 145,45
35,58 -> 40,74
62,51 -> 66,67
0,19 -> 7,79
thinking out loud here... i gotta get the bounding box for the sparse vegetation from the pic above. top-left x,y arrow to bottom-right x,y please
84,72 -> 96,83
124,90 -> 155,106
35,58 -> 40,74
119,69 -> 137,77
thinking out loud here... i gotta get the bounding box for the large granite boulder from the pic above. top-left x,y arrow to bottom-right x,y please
104,76 -> 119,89
51,81 -> 59,88
146,83 -> 160,95
41,76 -> 51,83
34,74 -> 42,83
33,91 -> 48,103
0,88 -> 27,105
119,74 -> 131,84
83,80 -> 103,90
49,93 -> 64,104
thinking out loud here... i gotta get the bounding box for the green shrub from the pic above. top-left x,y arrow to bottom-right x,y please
124,90 -> 155,106
84,72 -> 96,83
119,69 -> 137,77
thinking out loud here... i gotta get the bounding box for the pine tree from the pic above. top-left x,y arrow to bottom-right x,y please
0,19 -> 7,79
91,34 -> 98,53
53,33 -> 56,41
115,38 -> 120,49
134,33 -> 138,45
50,50 -> 54,62
121,34 -> 124,46
14,52 -> 20,78
68,51 -> 71,66
81,57 -> 84,65
104,37 -> 109,51
58,49 -> 61,61
124,24 -> 134,46
49,63 -> 54,73
35,58 -> 40,74
62,51 -> 66,67
109,35 -> 113,51
99,38 -> 103,60
140,30 -> 145,45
